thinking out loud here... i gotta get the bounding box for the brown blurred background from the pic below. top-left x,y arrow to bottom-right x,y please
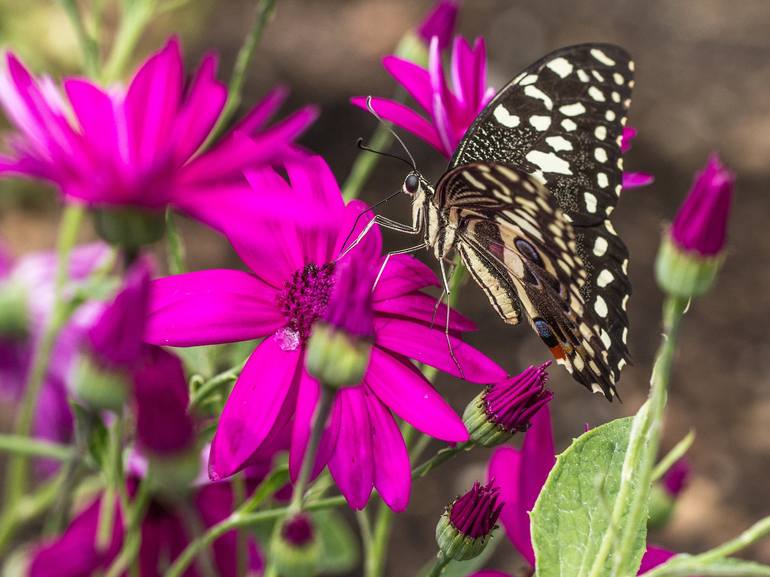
1,0 -> 769,574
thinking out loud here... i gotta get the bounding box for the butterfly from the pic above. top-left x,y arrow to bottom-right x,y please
351,44 -> 634,400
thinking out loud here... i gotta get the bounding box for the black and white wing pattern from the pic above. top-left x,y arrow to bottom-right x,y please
445,43 -> 634,397
437,163 -> 626,399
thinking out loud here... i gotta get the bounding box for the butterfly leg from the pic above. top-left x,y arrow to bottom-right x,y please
372,243 -> 427,292
439,258 -> 465,380
338,215 -> 421,260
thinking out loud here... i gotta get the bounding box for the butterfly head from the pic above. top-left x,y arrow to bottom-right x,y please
402,171 -> 433,198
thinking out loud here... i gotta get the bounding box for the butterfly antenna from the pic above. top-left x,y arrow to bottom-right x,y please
356,138 -> 414,170
365,96 -> 417,171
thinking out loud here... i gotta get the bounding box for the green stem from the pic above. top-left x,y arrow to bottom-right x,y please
103,476 -> 152,577
163,496 -> 346,577
98,412 -> 126,550
102,0 -> 155,83
366,502 -> 395,577
0,435 -> 74,461
342,120 -> 396,202
651,429 -> 695,483
60,0 -> 99,75
289,386 -> 333,513
165,210 -> 187,275
412,442 -> 472,480
177,499 -> 219,577
3,204 -> 84,514
426,553 -> 451,577
357,509 -> 375,571
189,360 -> 246,408
204,0 -> 279,147
232,475 -> 248,577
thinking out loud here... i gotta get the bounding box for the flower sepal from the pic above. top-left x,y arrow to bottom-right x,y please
436,481 -> 502,561
94,206 -> 166,250
0,280 -> 29,338
463,395 -> 508,447
146,448 -> 201,496
305,323 -> 371,389
436,511 -> 493,561
655,233 -> 723,298
270,514 -> 321,577
71,353 -> 131,412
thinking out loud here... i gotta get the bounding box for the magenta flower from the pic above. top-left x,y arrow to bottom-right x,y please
671,154 -> 733,256
417,0 -> 461,51
0,243 -> 109,470
0,38 -> 317,224
621,127 -> 655,189
28,474 -> 262,577
146,155 -> 505,510
470,407 -> 691,577
352,35 -> 495,157
437,481 -> 503,561
662,458 -> 690,497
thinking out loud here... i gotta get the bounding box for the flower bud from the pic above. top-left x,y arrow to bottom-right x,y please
436,481 -> 502,561
416,0 -> 460,51
656,155 -> 733,297
463,363 -> 552,447
0,279 -> 29,338
306,259 -> 374,390
648,458 -> 690,530
94,206 -> 165,250
271,514 -> 321,577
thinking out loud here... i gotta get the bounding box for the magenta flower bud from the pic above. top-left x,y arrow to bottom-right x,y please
305,257 -> 374,389
271,514 -> 320,577
671,154 -> 733,257
656,154 -> 733,297
436,481 -> 502,560
417,0 -> 460,51
662,458 -> 690,497
463,362 -> 553,447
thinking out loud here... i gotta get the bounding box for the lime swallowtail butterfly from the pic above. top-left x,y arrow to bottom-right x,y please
352,44 -> 634,399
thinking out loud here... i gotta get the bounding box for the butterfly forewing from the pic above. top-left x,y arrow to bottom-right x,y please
450,43 -> 633,227
436,163 -> 622,398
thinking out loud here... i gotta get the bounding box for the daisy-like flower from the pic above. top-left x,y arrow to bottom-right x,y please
0,38 -> 317,229
470,407 -> 693,577
145,155 -> 505,511
352,35 -> 495,158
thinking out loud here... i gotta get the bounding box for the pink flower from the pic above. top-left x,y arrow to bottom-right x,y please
352,35 -> 495,157
0,38 -> 317,225
416,0 -> 461,51
671,154 -> 733,256
145,155 -> 505,511
621,127 -> 655,189
470,407 -> 692,576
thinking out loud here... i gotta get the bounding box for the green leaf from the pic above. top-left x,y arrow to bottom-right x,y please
642,556 -> 770,577
313,509 -> 359,574
531,417 -> 647,577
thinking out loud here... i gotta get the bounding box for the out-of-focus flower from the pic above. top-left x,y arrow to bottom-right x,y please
621,127 -> 655,189
662,458 -> 690,497
436,481 -> 502,561
146,155 -> 505,511
271,514 -> 321,577
469,407 -> 694,577
417,1 -> 460,51
353,35 -> 495,157
464,362 -> 552,447
0,39 -> 317,233
0,243 -> 109,472
656,154 -> 733,297
306,257 -> 375,389
28,472 -> 262,577
649,457 -> 691,530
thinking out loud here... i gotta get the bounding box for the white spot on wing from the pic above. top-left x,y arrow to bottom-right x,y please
597,269 -> 614,287
595,147 -> 608,163
529,115 -> 551,131
597,172 -> 609,188
493,105 -> 520,128
600,329 -> 612,348
591,48 -> 616,66
545,136 -> 573,152
561,118 -> 577,131
595,126 -> 607,140
546,57 -> 574,78
593,236 -> 609,256
612,91 -> 621,103
613,72 -> 624,85
605,110 -> 616,121
584,192 -> 598,213
588,86 -> 606,102
524,85 -> 553,110
577,69 -> 590,82
525,150 -> 573,175
519,74 -> 538,86
594,295 -> 609,317
559,102 -> 586,116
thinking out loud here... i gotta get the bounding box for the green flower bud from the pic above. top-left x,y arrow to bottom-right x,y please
306,324 -> 371,390
271,514 -> 321,577
436,481 -> 501,561
71,353 -> 130,412
94,206 -> 165,250
0,280 -> 29,338
655,234 -> 723,298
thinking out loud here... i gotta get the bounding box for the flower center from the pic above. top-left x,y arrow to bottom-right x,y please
276,263 -> 335,350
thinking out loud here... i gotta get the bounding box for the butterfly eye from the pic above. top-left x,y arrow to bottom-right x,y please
515,238 -> 543,265
404,173 -> 420,194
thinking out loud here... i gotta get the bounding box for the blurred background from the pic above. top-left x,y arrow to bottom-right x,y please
1,0 -> 769,574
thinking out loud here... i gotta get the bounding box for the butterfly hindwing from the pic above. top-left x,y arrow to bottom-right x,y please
450,43 -> 633,227
436,163 -> 622,397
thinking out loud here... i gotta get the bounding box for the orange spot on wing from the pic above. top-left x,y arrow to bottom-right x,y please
549,345 -> 566,360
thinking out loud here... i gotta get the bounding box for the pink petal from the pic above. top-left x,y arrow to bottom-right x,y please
350,96 -> 444,153
328,387 -> 374,509
372,254 -> 439,301
374,317 -> 506,383
286,155 -> 344,212
235,86 -> 288,133
146,270 -> 283,346
364,390 -> 411,511
639,547 -> 677,574
172,53 -> 227,163
334,199 -> 382,263
63,79 -> 121,166
373,293 -> 476,332
382,56 -> 432,113
366,348 -> 468,442
289,370 -> 321,481
623,171 -> 655,188
489,446 -> 530,564
209,339 -> 301,479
